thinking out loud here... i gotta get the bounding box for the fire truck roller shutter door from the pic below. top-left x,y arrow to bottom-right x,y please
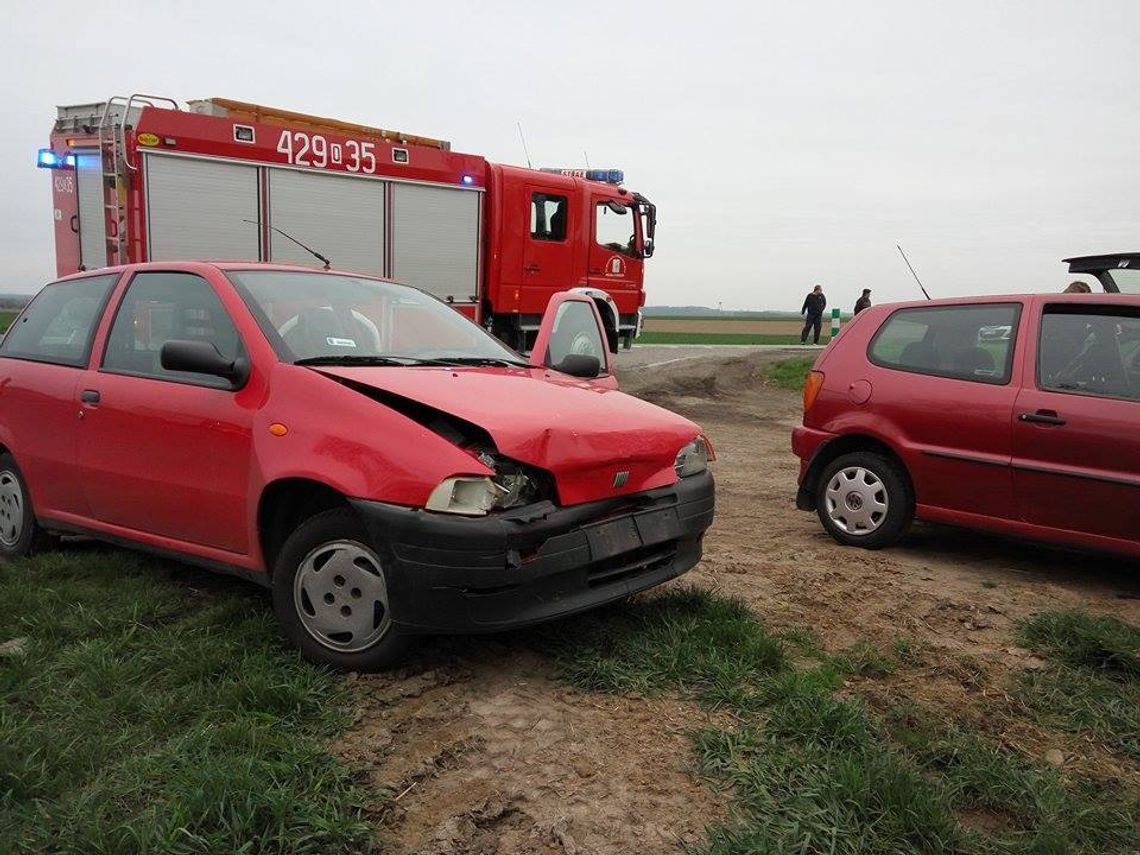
145,154 -> 260,262
391,184 -> 480,303
267,169 -> 386,275
75,151 -> 107,269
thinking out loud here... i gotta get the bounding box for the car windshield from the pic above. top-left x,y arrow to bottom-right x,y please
227,270 -> 527,366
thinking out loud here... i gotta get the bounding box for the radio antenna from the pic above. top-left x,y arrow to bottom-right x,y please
896,244 -> 932,300
584,150 -> 591,170
517,121 -> 533,169
245,220 -> 330,270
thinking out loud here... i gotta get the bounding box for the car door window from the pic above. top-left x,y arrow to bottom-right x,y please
530,193 -> 567,242
102,271 -> 244,388
0,274 -> 118,367
595,201 -> 635,257
1038,305 -> 1140,401
868,304 -> 1021,384
546,300 -> 606,368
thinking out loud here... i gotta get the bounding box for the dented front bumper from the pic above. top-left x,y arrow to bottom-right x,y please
349,470 -> 715,633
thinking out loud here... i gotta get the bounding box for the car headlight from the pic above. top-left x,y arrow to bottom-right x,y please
425,453 -> 546,516
674,435 -> 713,477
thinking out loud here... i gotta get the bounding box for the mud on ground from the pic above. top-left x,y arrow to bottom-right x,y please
333,351 -> 1140,853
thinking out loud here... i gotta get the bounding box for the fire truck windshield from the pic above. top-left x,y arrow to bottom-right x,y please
228,270 -> 527,365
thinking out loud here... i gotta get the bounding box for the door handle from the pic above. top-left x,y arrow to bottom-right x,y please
80,389 -> 101,405
1019,410 -> 1065,426
524,264 -> 540,273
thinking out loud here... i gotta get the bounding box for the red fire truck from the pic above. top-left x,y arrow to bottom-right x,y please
39,94 -> 656,349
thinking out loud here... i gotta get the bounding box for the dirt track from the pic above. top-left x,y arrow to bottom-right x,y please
334,351 -> 1140,854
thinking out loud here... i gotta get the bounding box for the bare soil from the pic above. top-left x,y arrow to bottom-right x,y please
333,351 -> 1140,853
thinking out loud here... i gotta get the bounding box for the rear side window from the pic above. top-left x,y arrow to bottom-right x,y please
102,271 -> 243,387
0,274 -> 118,367
869,303 -> 1021,385
1039,304 -> 1140,401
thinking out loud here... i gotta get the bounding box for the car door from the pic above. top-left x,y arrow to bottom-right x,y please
1011,299 -> 1140,542
522,186 -> 580,296
0,273 -> 120,520
530,291 -> 618,390
864,301 -> 1024,519
77,269 -> 256,554
586,194 -> 644,298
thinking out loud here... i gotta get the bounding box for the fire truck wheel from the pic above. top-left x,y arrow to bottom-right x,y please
272,508 -> 412,671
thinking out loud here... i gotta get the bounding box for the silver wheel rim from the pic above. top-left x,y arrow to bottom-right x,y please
825,466 -> 889,536
293,540 -> 391,653
0,470 -> 25,548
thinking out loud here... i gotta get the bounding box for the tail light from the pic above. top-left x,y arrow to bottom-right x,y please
803,370 -> 825,413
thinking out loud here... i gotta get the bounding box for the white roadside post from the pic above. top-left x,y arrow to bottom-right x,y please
829,307 -> 841,339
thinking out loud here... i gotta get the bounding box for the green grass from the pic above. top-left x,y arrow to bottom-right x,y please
1015,610 -> 1140,760
759,355 -> 816,390
0,548 -> 376,854
542,589 -> 1140,855
0,310 -> 15,334
637,331 -> 831,346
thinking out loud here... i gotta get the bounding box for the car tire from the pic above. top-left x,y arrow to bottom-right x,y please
815,451 -> 913,549
271,508 -> 411,671
0,453 -> 56,562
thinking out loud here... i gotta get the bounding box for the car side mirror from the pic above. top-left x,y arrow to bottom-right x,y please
553,353 -> 601,378
161,340 -> 248,386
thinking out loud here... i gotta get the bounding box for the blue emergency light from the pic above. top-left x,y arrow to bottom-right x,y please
461,175 -> 475,185
37,148 -> 76,169
539,167 -> 624,184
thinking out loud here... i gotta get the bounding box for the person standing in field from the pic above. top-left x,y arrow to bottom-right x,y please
854,288 -> 872,315
1063,281 -> 1092,293
800,284 -> 827,344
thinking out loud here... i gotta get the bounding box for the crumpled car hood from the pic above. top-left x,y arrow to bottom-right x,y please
315,365 -> 702,505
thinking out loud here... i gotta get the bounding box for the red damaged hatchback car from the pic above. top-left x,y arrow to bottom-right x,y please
0,263 -> 715,669
794,292 -> 1140,559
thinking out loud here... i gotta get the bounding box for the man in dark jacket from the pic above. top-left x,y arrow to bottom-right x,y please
800,284 -> 827,344
854,288 -> 872,314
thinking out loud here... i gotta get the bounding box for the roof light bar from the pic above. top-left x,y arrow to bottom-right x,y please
540,167 -> 624,184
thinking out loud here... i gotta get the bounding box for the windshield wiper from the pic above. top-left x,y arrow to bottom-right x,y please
294,355 -> 420,367
414,356 -> 531,368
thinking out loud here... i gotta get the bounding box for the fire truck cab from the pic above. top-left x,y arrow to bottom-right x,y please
40,94 -> 656,351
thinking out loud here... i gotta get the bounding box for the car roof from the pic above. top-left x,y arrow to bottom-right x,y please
871,291 -> 1140,312
52,260 -> 397,284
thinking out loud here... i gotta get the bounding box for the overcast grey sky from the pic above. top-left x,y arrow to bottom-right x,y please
2,0 -> 1137,309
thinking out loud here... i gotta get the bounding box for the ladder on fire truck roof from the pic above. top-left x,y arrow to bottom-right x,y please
97,94 -> 179,266
188,98 -> 452,151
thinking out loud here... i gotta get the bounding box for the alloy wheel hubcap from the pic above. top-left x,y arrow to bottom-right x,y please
825,467 -> 888,535
293,540 -> 391,652
0,470 -> 25,548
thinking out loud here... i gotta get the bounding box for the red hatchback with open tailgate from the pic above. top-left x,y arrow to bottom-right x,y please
793,293 -> 1140,559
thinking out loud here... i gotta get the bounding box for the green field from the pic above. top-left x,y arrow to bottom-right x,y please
3,544 -> 1137,853
0,311 -> 14,335
637,331 -> 831,346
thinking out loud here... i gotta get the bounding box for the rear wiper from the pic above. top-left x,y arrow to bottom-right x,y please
294,355 -> 419,367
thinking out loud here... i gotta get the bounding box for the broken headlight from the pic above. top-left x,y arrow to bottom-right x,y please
674,435 -> 713,478
425,453 -> 548,516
